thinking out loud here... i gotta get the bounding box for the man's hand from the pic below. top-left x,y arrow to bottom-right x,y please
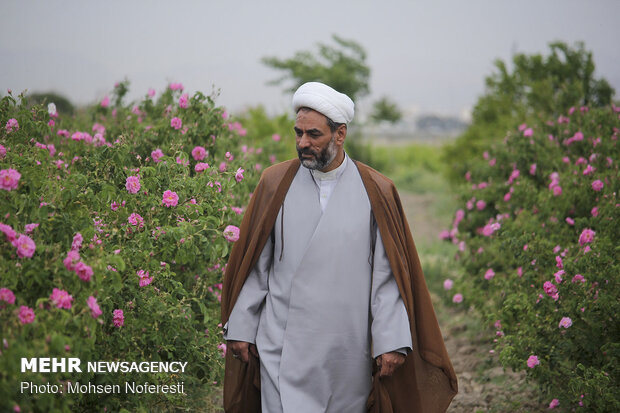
376,351 -> 406,377
228,340 -> 259,363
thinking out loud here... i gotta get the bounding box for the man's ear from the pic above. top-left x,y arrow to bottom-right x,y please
335,124 -> 347,146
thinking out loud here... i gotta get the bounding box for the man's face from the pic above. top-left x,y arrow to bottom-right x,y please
294,109 -> 338,171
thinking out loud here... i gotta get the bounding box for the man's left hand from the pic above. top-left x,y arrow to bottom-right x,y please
376,351 -> 406,377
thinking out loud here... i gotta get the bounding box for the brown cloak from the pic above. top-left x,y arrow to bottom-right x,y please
221,158 -> 457,413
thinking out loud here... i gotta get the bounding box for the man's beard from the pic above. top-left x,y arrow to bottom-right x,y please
297,136 -> 338,170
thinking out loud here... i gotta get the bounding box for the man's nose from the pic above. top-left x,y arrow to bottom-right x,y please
298,133 -> 311,148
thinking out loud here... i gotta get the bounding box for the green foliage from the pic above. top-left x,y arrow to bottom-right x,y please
0,83 -> 279,411
262,34 -> 370,102
369,96 -> 403,124
443,41 -> 615,183
441,105 -> 619,411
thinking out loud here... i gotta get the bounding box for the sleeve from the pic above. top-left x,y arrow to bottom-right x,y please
370,227 -> 413,358
223,233 -> 273,344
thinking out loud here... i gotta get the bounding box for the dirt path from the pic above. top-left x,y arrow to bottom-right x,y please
400,190 -> 545,412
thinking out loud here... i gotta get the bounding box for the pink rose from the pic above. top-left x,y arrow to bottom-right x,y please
526,355 -> 539,368
74,261 -> 93,282
15,234 -> 36,258
5,118 -> 19,133
128,212 -> 144,227
0,144 -> 6,158
235,168 -> 245,183
18,306 -> 35,324
50,288 -> 73,309
24,223 -> 39,234
578,228 -> 595,246
72,232 -> 83,250
0,288 -> 16,305
87,296 -> 102,318
100,96 -> 110,108
591,180 -> 604,191
169,82 -> 184,91
179,93 -> 189,108
0,169 -> 21,191
195,162 -> 210,172
137,269 -> 153,287
558,317 -> 572,328
443,279 -> 453,290
162,190 -> 179,207
272,134 -> 281,142
548,399 -> 560,409
113,309 -> 124,327
125,176 -> 141,194
223,225 -> 240,242
452,293 -> 463,304
171,117 -> 182,130
484,269 -> 495,280
571,274 -> 585,283
476,200 -> 486,210
192,146 -> 207,161
63,250 -> 80,271
151,149 -> 164,163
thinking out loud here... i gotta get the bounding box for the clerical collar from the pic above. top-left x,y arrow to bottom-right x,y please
311,153 -> 348,181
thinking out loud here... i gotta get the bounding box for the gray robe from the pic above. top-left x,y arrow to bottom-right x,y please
224,158 -> 412,413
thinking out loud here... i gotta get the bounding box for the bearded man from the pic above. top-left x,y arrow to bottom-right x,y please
221,82 -> 457,413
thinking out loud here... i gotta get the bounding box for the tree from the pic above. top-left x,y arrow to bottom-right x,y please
369,96 -> 402,124
262,34 -> 370,103
28,92 -> 75,115
442,41 -> 615,183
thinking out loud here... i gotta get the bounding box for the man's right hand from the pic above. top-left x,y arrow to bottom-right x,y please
227,340 -> 259,363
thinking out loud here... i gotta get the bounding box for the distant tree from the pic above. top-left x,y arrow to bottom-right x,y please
262,34 -> 371,103
28,92 -> 75,115
443,41 -> 615,182
369,96 -> 402,124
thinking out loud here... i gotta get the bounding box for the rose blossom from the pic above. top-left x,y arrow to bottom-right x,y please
543,281 -> 559,300
100,96 -> 110,108
452,293 -> 463,303
113,309 -> 124,327
549,399 -> 560,409
170,117 -> 182,130
128,213 -> 144,227
192,146 -> 207,160
50,288 -> 73,309
223,225 -> 240,242
0,144 -> 6,159
179,93 -> 189,108
559,317 -> 572,328
125,176 -> 141,194
235,168 -> 245,183
72,232 -> 83,250
484,269 -> 495,280
137,270 -> 153,287
151,148 -> 164,163
578,228 -> 595,246
526,355 -> 540,368
87,296 -> 102,318
0,288 -> 16,305
63,250 -> 80,271
15,234 -> 36,258
18,306 -> 35,324
195,162 -> 210,172
591,179 -> 604,191
162,190 -> 179,207
572,274 -> 585,283
74,261 -> 93,282
443,279 -> 453,290
0,168 -> 21,191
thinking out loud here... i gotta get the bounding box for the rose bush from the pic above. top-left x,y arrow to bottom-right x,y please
0,82 -> 283,411
442,105 -> 619,411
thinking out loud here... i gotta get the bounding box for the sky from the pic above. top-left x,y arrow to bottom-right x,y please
1,0 -> 619,120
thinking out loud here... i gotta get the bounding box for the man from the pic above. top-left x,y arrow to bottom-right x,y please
221,82 -> 457,413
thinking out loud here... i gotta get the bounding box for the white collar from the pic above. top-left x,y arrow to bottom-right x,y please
311,153 -> 348,181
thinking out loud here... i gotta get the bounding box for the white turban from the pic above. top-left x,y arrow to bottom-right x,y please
292,82 -> 354,124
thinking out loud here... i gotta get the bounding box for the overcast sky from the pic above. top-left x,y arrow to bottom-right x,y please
2,0 -> 618,120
